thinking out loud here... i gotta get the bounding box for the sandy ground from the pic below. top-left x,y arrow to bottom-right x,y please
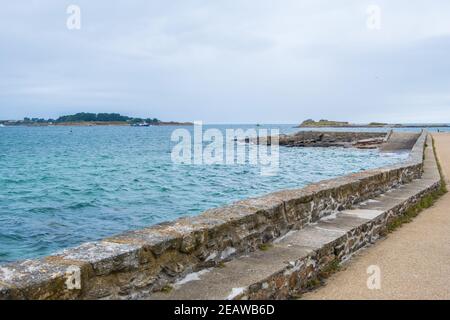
302,133 -> 450,300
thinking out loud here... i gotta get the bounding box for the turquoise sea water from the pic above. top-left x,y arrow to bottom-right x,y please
0,124 -> 418,262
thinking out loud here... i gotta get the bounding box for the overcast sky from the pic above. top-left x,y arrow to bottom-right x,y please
1,1 -> 449,123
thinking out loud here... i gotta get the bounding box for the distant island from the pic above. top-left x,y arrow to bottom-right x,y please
0,113 -> 193,127
298,119 -> 450,128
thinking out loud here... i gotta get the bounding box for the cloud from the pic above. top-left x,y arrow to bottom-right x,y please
0,0 -> 449,123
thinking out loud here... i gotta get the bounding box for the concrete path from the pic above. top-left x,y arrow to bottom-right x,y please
379,132 -> 420,152
303,133 -> 450,300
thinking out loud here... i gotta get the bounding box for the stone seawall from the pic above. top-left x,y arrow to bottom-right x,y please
0,131 -> 428,300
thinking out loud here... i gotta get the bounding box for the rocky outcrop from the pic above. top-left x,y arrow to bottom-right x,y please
249,131 -> 388,149
283,131 -> 387,148
252,130 -> 419,151
298,119 -> 351,127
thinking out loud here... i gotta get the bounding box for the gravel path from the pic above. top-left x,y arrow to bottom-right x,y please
302,133 -> 450,300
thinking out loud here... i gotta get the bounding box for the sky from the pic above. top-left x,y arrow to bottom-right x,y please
1,1 -> 450,124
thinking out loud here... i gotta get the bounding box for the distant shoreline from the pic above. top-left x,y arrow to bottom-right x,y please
297,119 -> 450,128
297,124 -> 450,128
0,121 -> 194,127
0,112 -> 193,127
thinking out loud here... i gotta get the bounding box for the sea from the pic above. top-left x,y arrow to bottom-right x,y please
0,124 -> 447,262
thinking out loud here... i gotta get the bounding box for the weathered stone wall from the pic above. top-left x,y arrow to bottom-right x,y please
0,131 -> 427,300
242,179 -> 441,299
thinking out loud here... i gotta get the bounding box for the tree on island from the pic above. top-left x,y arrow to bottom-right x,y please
52,112 -> 162,123
130,117 -> 161,124
18,113 -> 163,125
23,117 -> 51,123
55,112 -> 134,123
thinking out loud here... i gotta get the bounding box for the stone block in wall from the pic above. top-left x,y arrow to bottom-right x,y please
51,241 -> 142,277
0,259 -> 83,299
0,283 -> 12,300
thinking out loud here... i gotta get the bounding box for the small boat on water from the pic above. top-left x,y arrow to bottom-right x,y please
131,122 -> 150,127
0,124 -> 5,127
